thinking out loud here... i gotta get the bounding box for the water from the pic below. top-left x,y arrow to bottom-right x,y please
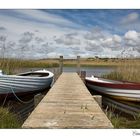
14,66 -> 115,77
61,66 -> 140,117
63,66 -> 115,77
50,66 -> 140,117
102,97 -> 140,116
14,66 -> 139,116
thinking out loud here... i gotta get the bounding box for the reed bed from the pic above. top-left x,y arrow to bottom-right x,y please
105,106 -> 140,128
38,58 -> 140,67
58,58 -> 123,67
103,59 -> 140,128
0,58 -> 59,74
102,59 -> 140,82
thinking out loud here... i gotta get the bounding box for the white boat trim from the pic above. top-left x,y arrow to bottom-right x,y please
87,83 -> 140,98
0,69 -> 54,96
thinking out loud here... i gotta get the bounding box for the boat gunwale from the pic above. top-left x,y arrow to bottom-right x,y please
0,70 -> 54,79
85,76 -> 140,90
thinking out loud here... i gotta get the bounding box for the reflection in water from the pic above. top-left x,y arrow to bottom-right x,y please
87,82 -> 140,116
63,66 -> 115,77
14,66 -> 115,77
103,97 -> 140,116
89,87 -> 140,117
15,66 -> 140,116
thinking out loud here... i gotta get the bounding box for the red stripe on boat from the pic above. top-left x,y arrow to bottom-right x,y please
85,79 -> 140,90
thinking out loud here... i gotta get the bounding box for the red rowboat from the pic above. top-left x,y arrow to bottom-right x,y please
85,76 -> 140,102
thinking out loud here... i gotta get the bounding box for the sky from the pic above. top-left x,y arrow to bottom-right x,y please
0,9 -> 140,59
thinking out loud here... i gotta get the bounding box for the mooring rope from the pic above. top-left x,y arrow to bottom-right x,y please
10,87 -> 34,104
2,93 -> 9,106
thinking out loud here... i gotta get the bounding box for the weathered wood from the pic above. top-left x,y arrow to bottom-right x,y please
80,71 -> 86,81
59,56 -> 63,74
34,94 -> 44,107
52,68 -> 60,82
22,73 -> 113,128
93,95 -> 102,108
77,56 -> 80,75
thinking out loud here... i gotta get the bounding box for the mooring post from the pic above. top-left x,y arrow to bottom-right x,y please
93,95 -> 102,108
34,94 -> 44,107
59,56 -> 63,74
53,68 -> 56,82
77,56 -> 80,75
80,71 -> 86,81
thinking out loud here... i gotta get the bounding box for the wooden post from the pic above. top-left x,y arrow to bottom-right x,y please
53,68 -> 56,82
59,56 -> 63,74
80,71 -> 86,81
77,56 -> 80,75
93,95 -> 102,108
54,68 -> 60,81
34,94 -> 44,107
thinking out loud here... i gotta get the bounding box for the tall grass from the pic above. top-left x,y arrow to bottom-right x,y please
108,112 -> 140,128
0,58 -> 59,74
38,58 -> 140,67
105,105 -> 140,128
102,59 -> 140,82
103,59 -> 140,128
0,107 -> 22,128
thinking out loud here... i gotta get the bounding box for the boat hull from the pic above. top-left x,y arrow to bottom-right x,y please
0,70 -> 54,101
85,77 -> 140,102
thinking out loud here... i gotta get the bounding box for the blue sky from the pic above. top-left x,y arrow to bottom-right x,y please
45,9 -> 140,34
0,9 -> 140,59
1,9 -> 140,34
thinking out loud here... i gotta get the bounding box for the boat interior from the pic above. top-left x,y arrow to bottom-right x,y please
86,76 -> 121,84
18,72 -> 49,77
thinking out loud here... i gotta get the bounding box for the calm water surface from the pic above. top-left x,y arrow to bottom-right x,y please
15,66 -> 140,116
17,66 -> 115,77
62,66 -> 115,77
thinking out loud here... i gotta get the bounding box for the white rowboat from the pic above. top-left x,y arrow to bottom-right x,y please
0,69 -> 54,100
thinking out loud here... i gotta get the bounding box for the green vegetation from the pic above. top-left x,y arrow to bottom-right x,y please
1,58 -> 140,75
102,59 -> 140,128
62,58 -> 140,68
0,107 -> 22,128
102,59 -> 140,82
105,107 -> 140,128
0,58 -> 59,74
0,57 -> 140,128
111,116 -> 140,128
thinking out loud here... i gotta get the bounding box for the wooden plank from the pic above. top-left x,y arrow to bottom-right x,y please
22,73 -> 113,128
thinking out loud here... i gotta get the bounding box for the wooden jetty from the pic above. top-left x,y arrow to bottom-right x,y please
22,73 -> 113,128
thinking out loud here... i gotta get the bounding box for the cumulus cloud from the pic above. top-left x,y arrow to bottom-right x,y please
84,27 -> 105,40
124,30 -> 139,41
0,26 -> 6,31
0,10 -> 140,59
124,30 -> 140,49
100,34 -> 122,51
85,40 -> 103,52
121,12 -> 139,25
0,28 -> 140,59
123,30 -> 140,56
102,38 -> 113,46
35,37 -> 44,44
113,35 -> 122,43
55,34 -> 81,45
19,32 -> 34,44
